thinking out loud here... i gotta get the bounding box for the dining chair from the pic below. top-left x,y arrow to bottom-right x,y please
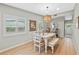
33,32 -> 45,53
48,38 -> 59,54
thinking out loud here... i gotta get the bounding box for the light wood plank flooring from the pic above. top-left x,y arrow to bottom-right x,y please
0,38 -> 76,55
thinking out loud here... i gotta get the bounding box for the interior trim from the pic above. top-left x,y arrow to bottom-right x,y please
0,40 -> 32,53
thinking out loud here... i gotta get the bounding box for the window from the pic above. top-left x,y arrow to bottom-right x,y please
5,20 -> 16,32
4,14 -> 26,35
17,18 -> 25,32
4,15 -> 16,33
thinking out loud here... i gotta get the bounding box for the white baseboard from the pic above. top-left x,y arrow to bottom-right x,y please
0,40 -> 32,53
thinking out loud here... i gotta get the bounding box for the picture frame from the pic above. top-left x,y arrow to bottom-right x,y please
78,16 -> 79,28
29,20 -> 36,31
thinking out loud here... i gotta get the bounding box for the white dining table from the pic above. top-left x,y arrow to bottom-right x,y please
40,33 -> 56,53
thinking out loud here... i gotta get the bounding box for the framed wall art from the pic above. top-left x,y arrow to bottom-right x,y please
29,20 -> 36,31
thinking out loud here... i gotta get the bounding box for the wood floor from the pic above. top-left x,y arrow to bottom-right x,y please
0,38 -> 76,55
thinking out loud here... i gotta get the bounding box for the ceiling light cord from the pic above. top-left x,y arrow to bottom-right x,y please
46,6 -> 49,15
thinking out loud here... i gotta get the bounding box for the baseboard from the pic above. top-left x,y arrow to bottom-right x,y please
0,40 -> 32,53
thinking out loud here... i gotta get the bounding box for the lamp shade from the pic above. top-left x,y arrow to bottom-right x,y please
43,15 -> 52,23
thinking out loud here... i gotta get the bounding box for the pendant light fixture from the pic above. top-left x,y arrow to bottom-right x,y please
43,6 -> 52,23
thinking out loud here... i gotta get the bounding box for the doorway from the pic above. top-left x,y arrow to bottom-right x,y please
64,20 -> 73,38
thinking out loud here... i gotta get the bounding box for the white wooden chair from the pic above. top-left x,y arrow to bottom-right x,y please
33,32 -> 45,53
48,38 -> 59,54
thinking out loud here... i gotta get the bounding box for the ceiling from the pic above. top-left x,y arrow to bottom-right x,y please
4,3 -> 75,16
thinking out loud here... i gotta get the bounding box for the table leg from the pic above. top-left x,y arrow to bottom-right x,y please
45,39 -> 47,53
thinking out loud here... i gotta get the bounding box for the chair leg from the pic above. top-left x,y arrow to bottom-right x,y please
52,47 -> 54,54
34,44 -> 36,52
39,46 -> 40,53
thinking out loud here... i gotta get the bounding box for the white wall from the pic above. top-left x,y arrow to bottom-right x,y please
73,4 -> 79,54
0,13 -> 1,40
0,4 -> 43,50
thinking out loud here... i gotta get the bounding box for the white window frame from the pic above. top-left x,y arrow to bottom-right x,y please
3,14 -> 26,36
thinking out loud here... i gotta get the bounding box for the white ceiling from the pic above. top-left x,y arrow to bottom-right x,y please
4,3 -> 75,15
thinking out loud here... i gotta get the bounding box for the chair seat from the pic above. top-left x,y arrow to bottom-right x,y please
34,39 -> 44,42
34,43 -> 45,47
48,38 -> 59,46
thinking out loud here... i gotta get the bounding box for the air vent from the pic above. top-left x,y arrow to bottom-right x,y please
54,14 -> 57,16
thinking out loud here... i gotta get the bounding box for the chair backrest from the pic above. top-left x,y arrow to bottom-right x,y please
33,32 -> 41,41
